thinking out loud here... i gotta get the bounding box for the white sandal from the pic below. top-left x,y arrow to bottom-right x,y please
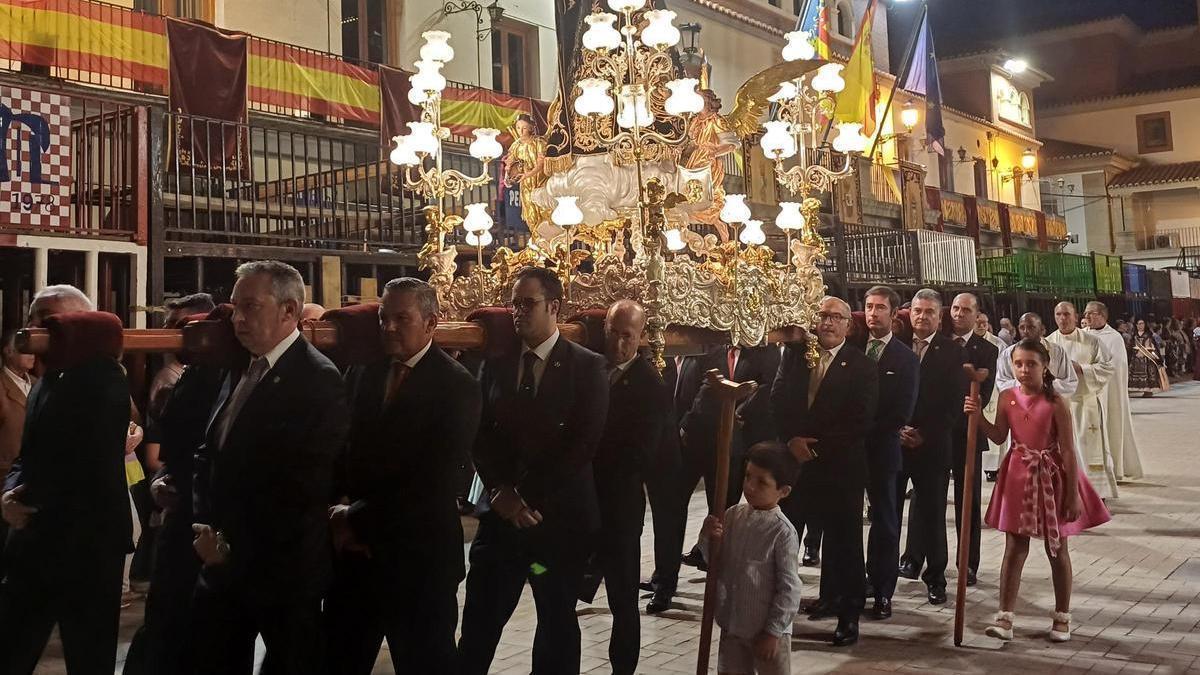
1049,611 -> 1072,642
986,611 -> 1015,640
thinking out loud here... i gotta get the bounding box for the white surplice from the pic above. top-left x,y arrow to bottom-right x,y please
995,337 -> 1079,398
979,331 -> 1008,474
1084,325 -> 1146,481
1047,328 -> 1117,498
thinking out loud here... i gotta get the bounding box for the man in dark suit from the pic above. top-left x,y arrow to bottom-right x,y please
592,299 -> 666,675
771,296 -> 878,647
190,261 -> 349,675
678,343 -> 779,570
325,277 -> 481,674
0,285 -> 130,674
896,289 -> 967,606
641,353 -> 696,613
861,286 -> 919,620
458,266 -> 609,675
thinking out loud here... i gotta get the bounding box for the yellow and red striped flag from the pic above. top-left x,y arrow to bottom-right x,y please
833,0 -> 879,136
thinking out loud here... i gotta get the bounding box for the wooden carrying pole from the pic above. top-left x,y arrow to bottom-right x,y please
954,364 -> 990,647
696,369 -> 757,675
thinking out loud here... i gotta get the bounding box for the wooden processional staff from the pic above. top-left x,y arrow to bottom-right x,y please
954,363 -> 990,647
695,369 -> 757,675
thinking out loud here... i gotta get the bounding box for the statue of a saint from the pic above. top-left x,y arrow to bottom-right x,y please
502,114 -> 550,232
682,89 -> 739,241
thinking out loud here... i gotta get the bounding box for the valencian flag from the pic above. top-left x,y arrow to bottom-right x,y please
167,18 -> 249,178
899,9 -> 946,155
795,0 -> 831,59
832,0 -> 879,136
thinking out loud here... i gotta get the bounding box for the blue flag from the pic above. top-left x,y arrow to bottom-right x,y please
900,12 -> 945,155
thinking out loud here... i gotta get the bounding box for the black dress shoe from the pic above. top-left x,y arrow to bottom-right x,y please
646,591 -> 672,614
870,597 -> 892,620
680,548 -> 708,572
638,580 -> 657,593
801,545 -> 820,567
927,586 -> 947,605
832,619 -> 860,646
897,560 -> 919,580
864,580 -> 876,598
966,569 -> 977,587
807,600 -> 836,620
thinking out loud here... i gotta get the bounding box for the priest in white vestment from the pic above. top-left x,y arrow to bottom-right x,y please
996,312 -> 1078,397
1083,301 -> 1146,481
1047,302 -> 1117,498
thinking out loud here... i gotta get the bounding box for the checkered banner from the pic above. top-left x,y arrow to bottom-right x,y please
0,87 -> 71,229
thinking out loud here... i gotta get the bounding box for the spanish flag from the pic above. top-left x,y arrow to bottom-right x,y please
833,0 -> 879,136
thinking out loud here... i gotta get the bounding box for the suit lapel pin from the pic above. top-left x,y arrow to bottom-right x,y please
553,361 -> 561,368
840,361 -> 847,367
272,376 -> 281,384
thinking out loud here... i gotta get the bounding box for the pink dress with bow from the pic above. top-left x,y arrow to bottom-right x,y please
985,388 -> 1110,555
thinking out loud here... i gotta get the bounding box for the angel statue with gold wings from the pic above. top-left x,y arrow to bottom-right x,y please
682,88 -> 739,241
501,114 -> 550,232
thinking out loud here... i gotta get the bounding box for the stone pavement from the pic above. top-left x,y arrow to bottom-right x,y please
32,381 -> 1200,674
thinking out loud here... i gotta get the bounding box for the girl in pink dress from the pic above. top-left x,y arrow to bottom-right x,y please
964,339 -> 1110,643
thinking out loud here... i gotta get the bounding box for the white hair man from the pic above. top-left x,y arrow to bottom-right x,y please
1082,301 -> 1145,483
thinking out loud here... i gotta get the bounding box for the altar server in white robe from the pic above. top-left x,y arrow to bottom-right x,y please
1046,302 -> 1117,498
1083,301 -> 1146,482
976,313 -> 1008,478
995,313 -> 1078,397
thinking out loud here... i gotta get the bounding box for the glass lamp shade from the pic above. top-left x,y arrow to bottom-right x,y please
767,81 -> 799,103
739,219 -> 766,246
664,78 -> 704,116
411,60 -> 447,95
469,128 -> 503,161
831,122 -> 862,153
465,231 -> 494,247
462,202 -> 494,234
900,102 -> 920,131
551,196 -> 584,227
574,78 -> 615,116
782,30 -> 816,62
760,120 -> 797,160
776,202 -> 805,231
607,0 -> 645,13
616,85 -> 652,129
664,228 -> 686,251
811,63 -> 846,93
407,86 -> 429,106
419,30 -> 454,63
720,193 -> 751,224
388,136 -> 420,167
405,121 -> 440,157
582,12 -> 622,51
1021,148 -> 1037,171
641,10 -> 681,49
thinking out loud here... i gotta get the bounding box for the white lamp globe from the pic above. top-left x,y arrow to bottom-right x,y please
407,86 -> 429,106
406,121 -> 440,157
776,202 -> 805,231
833,122 -> 869,154
760,120 -> 797,160
465,231 -> 494,247
574,78 -> 615,116
388,136 -> 420,167
782,30 -> 816,62
739,219 -> 766,246
462,202 -> 494,233
582,12 -> 622,51
607,0 -> 645,13
768,81 -> 799,103
411,59 -> 446,94
664,78 -> 704,116
664,228 -> 686,251
720,193 -> 751,224
641,10 -> 681,49
469,128 -> 503,161
551,196 -> 584,227
616,84 -> 652,129
811,63 -> 846,93
419,30 -> 454,63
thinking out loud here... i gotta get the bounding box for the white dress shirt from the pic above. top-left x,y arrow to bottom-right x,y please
4,367 -> 31,397
912,331 -> 936,362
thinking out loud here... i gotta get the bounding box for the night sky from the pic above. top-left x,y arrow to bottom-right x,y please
887,0 -> 1199,71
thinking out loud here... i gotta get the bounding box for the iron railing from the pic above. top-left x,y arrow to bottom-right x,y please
821,221 -> 918,285
913,229 -> 977,285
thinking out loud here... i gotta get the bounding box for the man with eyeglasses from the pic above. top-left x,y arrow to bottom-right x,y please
896,289 -> 967,607
771,296 -> 878,647
459,266 -> 609,675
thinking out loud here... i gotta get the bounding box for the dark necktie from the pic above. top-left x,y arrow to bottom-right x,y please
384,361 -> 411,406
519,351 -> 539,400
215,357 -> 268,450
867,339 -> 884,362
956,335 -> 967,348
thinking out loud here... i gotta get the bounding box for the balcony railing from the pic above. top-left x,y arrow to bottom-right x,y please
821,221 -> 918,285
978,249 -> 1095,295
867,162 -> 901,206
162,110 -> 502,251
914,230 -> 977,285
